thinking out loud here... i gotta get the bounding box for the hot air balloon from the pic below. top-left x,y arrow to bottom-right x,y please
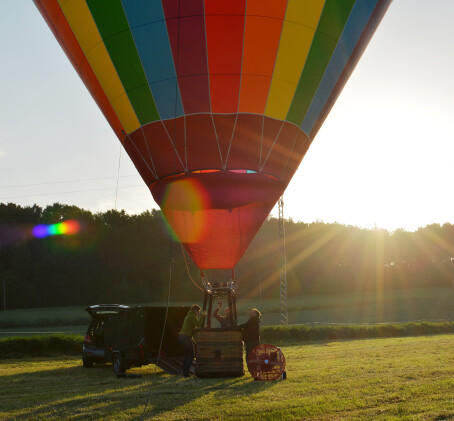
34,0 -> 391,272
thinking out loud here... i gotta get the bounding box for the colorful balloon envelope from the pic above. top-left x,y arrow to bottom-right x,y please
35,0 -> 391,270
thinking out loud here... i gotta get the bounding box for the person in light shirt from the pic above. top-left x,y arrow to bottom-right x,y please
178,304 -> 206,377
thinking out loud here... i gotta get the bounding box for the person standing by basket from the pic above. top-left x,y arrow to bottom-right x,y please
238,308 -> 261,360
213,301 -> 233,328
178,304 -> 206,377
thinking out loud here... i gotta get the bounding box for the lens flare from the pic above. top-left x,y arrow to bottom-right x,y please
32,220 -> 81,238
160,178 -> 211,244
32,225 -> 48,238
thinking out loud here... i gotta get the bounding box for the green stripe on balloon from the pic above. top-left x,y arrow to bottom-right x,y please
287,0 -> 356,126
87,0 -> 160,125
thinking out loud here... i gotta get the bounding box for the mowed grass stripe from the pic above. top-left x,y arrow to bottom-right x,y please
1,335 -> 454,420
2,288 -> 454,331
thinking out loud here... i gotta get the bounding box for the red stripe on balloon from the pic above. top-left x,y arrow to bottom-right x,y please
205,0 -> 246,113
33,0 -> 125,140
162,0 -> 210,114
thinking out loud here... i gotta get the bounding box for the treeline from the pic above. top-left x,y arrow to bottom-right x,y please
1,202 -> 454,309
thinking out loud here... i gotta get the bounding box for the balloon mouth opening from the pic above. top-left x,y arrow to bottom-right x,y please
148,168 -> 280,190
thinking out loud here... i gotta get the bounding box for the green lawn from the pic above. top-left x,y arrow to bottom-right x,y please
249,287 -> 454,325
1,334 -> 454,420
0,306 -> 90,329
0,326 -> 86,338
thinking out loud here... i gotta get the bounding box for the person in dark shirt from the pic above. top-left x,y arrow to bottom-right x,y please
213,301 -> 232,328
238,308 -> 261,360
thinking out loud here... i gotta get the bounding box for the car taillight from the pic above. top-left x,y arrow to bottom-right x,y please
84,333 -> 92,344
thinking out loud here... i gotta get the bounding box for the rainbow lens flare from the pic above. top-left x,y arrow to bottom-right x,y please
160,178 -> 211,244
32,220 -> 80,238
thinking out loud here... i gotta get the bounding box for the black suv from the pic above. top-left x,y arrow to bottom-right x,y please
82,304 -> 129,367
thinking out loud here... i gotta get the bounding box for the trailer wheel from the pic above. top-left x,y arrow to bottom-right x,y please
113,353 -> 126,374
82,357 -> 93,368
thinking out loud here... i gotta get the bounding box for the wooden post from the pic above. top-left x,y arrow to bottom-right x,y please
232,293 -> 238,326
227,290 -> 234,327
202,290 -> 208,328
207,293 -> 213,328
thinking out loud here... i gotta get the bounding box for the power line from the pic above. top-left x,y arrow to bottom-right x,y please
0,184 -> 147,201
0,174 -> 140,189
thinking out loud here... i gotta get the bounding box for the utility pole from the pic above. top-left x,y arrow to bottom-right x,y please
278,196 -> 288,325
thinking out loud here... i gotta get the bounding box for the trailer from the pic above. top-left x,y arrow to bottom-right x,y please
83,305 -> 190,375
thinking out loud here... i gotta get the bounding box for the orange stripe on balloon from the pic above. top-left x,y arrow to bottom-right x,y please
239,0 -> 287,114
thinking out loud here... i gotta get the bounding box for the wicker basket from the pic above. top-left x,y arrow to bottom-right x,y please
194,328 -> 244,377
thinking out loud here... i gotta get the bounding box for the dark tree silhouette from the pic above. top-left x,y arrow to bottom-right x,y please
1,202 -> 454,309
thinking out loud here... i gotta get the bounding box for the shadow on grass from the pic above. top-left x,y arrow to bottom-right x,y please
140,372 -> 276,420
1,360 -> 276,420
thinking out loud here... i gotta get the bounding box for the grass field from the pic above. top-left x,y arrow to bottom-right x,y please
1,288 -> 453,336
1,334 -> 454,420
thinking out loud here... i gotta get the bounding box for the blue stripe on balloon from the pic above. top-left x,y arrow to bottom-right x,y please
121,0 -> 184,120
300,0 -> 378,135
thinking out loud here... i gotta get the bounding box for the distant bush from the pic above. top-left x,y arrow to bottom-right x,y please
261,322 -> 454,344
0,334 -> 82,359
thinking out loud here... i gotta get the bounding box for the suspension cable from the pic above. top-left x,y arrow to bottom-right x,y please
181,243 -> 204,292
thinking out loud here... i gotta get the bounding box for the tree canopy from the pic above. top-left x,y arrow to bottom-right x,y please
1,203 -> 453,309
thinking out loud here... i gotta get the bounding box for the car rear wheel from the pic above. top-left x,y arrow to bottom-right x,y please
113,353 -> 126,373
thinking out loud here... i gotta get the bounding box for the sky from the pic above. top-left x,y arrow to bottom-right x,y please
1,1 -> 454,233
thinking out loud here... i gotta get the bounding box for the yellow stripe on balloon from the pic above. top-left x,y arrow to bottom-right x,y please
58,0 -> 140,133
265,0 -> 325,121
